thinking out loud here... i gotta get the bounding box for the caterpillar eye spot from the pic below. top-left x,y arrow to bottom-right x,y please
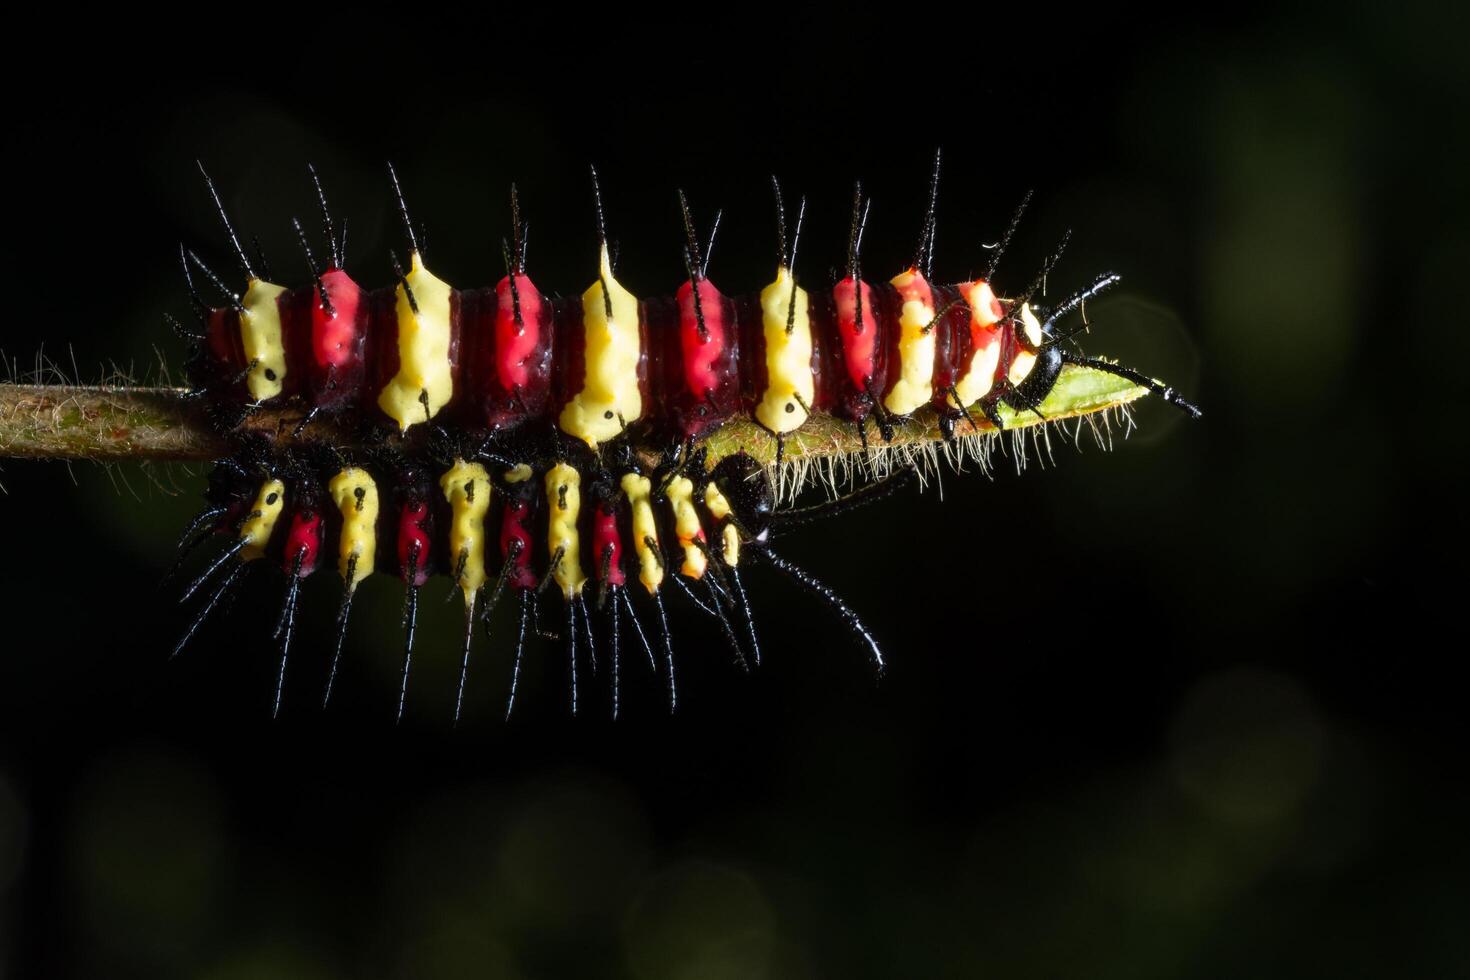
153,158 -> 1197,720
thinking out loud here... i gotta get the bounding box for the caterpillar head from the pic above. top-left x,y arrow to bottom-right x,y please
708,452 -> 774,541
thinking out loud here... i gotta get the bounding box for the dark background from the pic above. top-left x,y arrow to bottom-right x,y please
2,6 -> 1466,977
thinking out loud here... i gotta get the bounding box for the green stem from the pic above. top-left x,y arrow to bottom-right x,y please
0,367 -> 1147,465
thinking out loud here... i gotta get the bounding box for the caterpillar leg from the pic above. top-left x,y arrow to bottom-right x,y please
394,492 -> 432,723
565,599 -> 578,717
724,563 -> 761,669
752,545 -> 884,674
505,590 -> 531,721
668,572 -> 717,617
323,577 -> 356,709
397,579 -> 419,725
607,590 -> 621,720
171,562 -> 246,659
577,593 -> 597,676
272,503 -> 323,718
1039,272 -> 1122,343
271,553 -> 305,719
702,571 -> 749,673
452,592 -> 479,728
180,537 -> 248,603
651,591 -> 677,714
453,551 -> 520,722
1061,353 -> 1202,418
164,504 -> 228,584
618,588 -> 657,673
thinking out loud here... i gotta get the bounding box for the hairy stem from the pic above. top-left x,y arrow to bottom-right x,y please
0,384 -> 227,461
0,367 -> 1148,465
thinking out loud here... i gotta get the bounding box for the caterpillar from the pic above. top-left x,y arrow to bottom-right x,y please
167,155 -> 1200,721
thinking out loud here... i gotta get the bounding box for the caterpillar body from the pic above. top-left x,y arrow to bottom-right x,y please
170,159 -> 1200,721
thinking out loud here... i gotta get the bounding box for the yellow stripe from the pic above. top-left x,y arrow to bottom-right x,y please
377,251 -> 454,432
883,269 -> 937,416
558,244 -> 643,447
239,278 -> 288,401
621,472 -> 664,595
755,266 -> 814,434
667,476 -> 706,579
238,479 -> 285,562
441,459 -> 491,603
545,463 -> 586,599
1007,303 -> 1042,387
329,468 -> 378,590
703,483 -> 739,566
953,281 -> 1004,407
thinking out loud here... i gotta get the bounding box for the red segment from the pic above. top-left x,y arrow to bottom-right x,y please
204,310 -> 242,368
964,280 -> 1007,386
368,286 -> 401,409
203,310 -> 247,398
880,269 -> 936,408
282,509 -> 323,577
677,278 -> 729,398
927,284 -> 964,412
834,277 -> 878,394
494,273 -> 545,390
275,269 -> 365,410
470,273 -> 553,430
591,502 -> 626,587
396,500 -> 432,587
498,498 -> 538,590
313,268 -> 363,369
659,277 -> 738,440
